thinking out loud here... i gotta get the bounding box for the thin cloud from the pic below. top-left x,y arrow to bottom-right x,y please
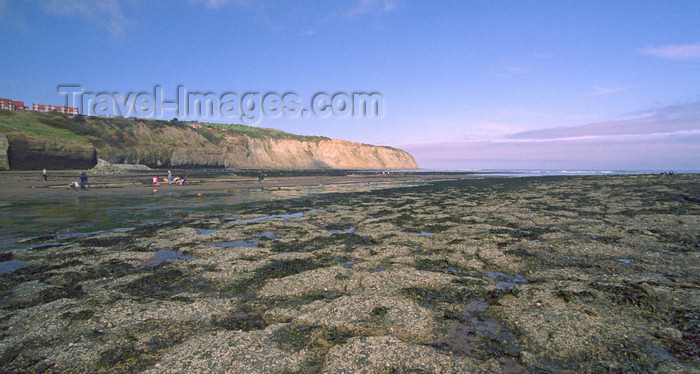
402,134 -> 699,170
461,121 -> 529,141
44,0 -> 128,36
489,66 -> 528,78
489,58 -> 529,78
639,43 -> 700,61
632,100 -> 700,120
506,100 -> 700,141
505,117 -> 698,141
345,0 -> 399,18
191,0 -> 229,8
402,100 -> 700,170
189,0 -> 254,9
593,86 -> 626,95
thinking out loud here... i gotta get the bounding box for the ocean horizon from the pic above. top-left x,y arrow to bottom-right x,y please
399,169 -> 700,176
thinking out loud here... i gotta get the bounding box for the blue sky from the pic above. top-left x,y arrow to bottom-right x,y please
1,0 -> 699,170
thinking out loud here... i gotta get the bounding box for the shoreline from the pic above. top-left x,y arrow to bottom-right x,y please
0,170 -> 481,199
1,168 -> 685,199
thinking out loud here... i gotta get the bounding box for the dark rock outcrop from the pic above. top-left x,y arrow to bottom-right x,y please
6,135 -> 97,170
0,133 -> 8,170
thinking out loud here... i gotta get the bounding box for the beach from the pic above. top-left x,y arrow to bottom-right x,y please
0,169 -> 461,198
0,172 -> 698,373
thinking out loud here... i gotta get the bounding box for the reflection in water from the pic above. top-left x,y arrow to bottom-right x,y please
328,227 -> 356,234
253,232 -> 283,239
234,212 -> 305,222
213,239 -> 260,248
195,228 -> 220,235
0,181 -> 415,251
144,250 -> 195,268
0,259 -> 26,274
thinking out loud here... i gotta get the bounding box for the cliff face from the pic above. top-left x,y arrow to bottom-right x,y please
0,112 -> 418,170
222,137 -> 417,169
102,135 -> 418,169
99,123 -> 226,167
6,134 -> 97,170
92,121 -> 418,170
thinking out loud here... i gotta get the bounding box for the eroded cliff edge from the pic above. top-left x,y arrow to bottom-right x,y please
0,111 -> 418,170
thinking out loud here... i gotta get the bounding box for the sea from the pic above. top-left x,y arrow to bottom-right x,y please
392,169 -> 700,177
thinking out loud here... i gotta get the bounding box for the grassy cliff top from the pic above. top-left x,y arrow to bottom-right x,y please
193,122 -> 329,142
0,110 -> 329,147
0,110 -> 88,143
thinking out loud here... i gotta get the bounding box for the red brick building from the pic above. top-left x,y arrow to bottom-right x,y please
0,97 -> 28,111
32,104 -> 78,115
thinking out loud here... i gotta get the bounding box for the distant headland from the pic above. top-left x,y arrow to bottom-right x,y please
0,110 -> 418,171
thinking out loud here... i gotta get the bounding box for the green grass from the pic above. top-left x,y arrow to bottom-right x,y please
196,122 -> 329,142
0,111 -> 89,143
0,111 -> 331,156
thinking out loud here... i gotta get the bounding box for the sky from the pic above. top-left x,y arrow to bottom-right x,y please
1,0 -> 699,170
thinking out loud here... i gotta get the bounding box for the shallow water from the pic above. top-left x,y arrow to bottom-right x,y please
485,271 -> 528,284
145,250 -> 196,268
0,181 -> 413,252
196,228 -> 220,235
0,259 -> 25,274
253,232 -> 283,239
234,212 -> 305,222
213,239 -> 261,248
328,227 -> 356,234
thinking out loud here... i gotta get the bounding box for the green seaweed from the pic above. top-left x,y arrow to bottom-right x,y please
591,282 -> 659,312
212,312 -> 267,331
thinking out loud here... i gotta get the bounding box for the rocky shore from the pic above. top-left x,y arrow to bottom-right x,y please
1,174 -> 698,373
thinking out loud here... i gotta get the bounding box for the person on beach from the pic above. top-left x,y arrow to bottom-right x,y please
70,179 -> 79,189
167,170 -> 172,184
79,172 -> 88,189
179,174 -> 189,185
42,168 -> 47,181
153,176 -> 160,187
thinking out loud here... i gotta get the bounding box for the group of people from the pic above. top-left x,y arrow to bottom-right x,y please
69,172 -> 89,189
40,168 -> 88,190
153,170 -> 188,186
40,168 -> 195,190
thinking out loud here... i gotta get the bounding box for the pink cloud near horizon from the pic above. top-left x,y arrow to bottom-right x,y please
402,101 -> 700,170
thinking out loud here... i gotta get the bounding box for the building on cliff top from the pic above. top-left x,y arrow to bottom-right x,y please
1,97 -> 77,114
33,103 -> 79,115
0,97 -> 29,111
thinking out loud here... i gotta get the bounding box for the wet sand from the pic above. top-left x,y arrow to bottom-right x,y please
1,173 -> 698,373
0,170 -> 471,198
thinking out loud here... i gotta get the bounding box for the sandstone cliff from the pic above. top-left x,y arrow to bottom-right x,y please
222,137 -> 417,169
0,111 -> 418,170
